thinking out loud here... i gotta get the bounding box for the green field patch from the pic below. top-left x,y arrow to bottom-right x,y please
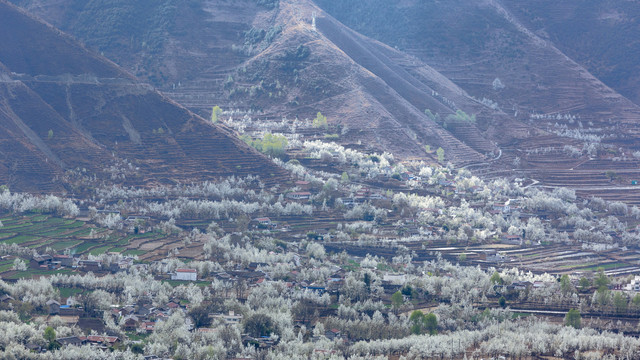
6,268 -> 74,280
123,249 -> 146,256
73,242 -> 100,254
3,235 -> 41,245
31,215 -> 49,222
560,262 -> 596,269
110,247 -> 125,253
50,240 -> 83,250
61,221 -> 84,229
67,228 -> 94,237
0,259 -> 15,272
0,223 -> 35,231
115,238 -> 130,246
32,239 -> 56,248
511,312 -> 532,319
43,217 -> 66,225
0,216 -> 21,224
126,332 -> 150,342
37,228 -> 75,237
582,262 -> 628,271
0,232 -> 17,240
89,245 -> 112,255
56,287 -> 84,298
163,279 -> 210,288
342,259 -> 360,271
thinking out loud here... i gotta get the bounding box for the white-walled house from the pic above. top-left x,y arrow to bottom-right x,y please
172,268 -> 197,281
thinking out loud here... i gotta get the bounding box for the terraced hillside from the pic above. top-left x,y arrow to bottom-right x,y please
11,0 -> 640,202
0,0 -> 288,192
501,0 -> 640,107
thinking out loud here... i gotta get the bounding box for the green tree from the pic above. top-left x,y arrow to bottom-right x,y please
424,313 -> 438,335
130,343 -> 144,354
613,292 -> 628,314
560,274 -> 572,295
445,109 -> 476,124
341,171 -> 349,182
391,291 -> 404,310
44,326 -> 58,350
594,268 -> 610,288
424,145 -> 431,152
211,105 -> 222,123
409,310 -> 424,335
401,285 -> 413,298
605,170 -> 617,181
565,309 -> 581,329
498,296 -> 507,308
47,129 -> 53,139
490,271 -> 503,285
313,112 -> 328,130
363,272 -> 371,293
241,132 -> 288,158
244,313 -> 276,338
596,286 -> 611,307
633,293 -> 640,308
579,276 -> 591,291
424,109 -> 440,123
189,305 -> 211,328
436,147 -> 445,162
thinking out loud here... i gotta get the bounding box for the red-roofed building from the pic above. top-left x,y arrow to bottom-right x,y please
166,302 -> 180,309
86,335 -> 119,345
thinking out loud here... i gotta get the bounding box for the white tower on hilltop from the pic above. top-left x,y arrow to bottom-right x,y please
312,11 -> 316,30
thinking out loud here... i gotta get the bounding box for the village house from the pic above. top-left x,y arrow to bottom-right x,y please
56,336 -> 86,347
46,299 -> 60,315
624,276 -> 640,292
86,335 -> 120,347
251,217 -> 275,229
78,259 -> 102,272
210,310 -> 243,325
501,234 -> 522,245
171,268 -> 197,281
339,197 -> 355,206
33,254 -> 53,266
493,202 -> 511,214
140,321 -> 156,333
382,273 -> 407,285
286,191 -> 311,200
53,254 -> 73,267
478,250 -> 506,263
294,180 -> 311,190
122,315 -> 140,331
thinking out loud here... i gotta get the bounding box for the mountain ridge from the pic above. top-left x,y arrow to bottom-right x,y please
0,0 -> 289,192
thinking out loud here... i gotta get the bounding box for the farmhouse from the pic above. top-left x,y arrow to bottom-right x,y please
252,217 -> 275,229
78,260 -> 102,272
286,191 -> 311,200
624,276 -> 640,292
493,203 -> 511,213
172,268 -> 197,281
210,310 -> 243,325
501,234 -> 522,245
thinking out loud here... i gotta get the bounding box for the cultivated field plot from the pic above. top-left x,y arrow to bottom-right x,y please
0,212 -> 175,259
329,239 -> 640,277
0,213 -> 98,252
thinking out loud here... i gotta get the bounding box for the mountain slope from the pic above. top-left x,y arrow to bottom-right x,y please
0,0 -> 288,192
501,0 -> 640,107
11,0 -> 640,202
